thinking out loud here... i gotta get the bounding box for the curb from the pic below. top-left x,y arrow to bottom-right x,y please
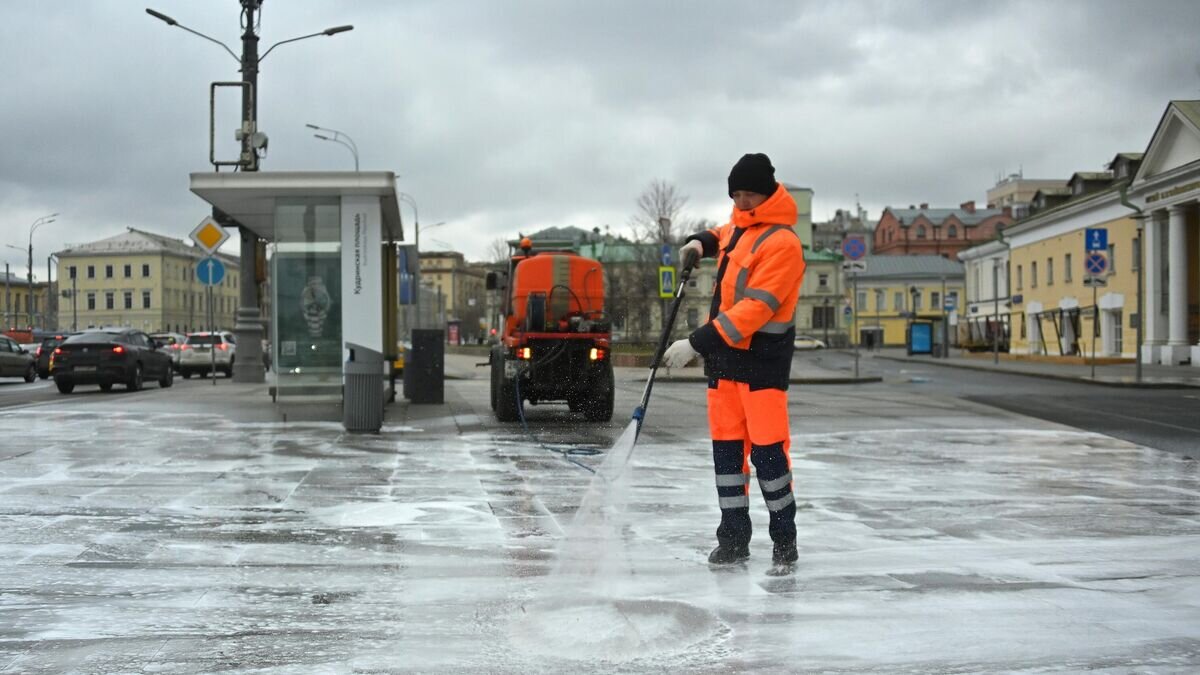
650,374 -> 883,385
875,355 -> 1200,389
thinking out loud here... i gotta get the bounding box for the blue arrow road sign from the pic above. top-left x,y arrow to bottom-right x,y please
1085,252 -> 1108,275
843,236 -> 866,261
196,256 -> 226,286
1085,228 -> 1108,251
661,244 -> 672,266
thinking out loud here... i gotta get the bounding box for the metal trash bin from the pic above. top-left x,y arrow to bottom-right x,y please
343,343 -> 385,432
405,328 -> 445,404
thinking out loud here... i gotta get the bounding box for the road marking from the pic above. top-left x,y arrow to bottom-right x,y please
1027,396 -> 1200,434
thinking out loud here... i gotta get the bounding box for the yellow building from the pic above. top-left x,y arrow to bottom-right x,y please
419,251 -> 487,342
1006,155 -> 1143,359
850,256 -> 965,348
1,272 -> 52,330
55,228 -> 240,334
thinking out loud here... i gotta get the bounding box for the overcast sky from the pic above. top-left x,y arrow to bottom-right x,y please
2,0 -> 1199,276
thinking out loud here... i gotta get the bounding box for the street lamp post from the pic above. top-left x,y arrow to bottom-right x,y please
307,123 -> 359,170
147,3 -> 353,383
23,214 -> 56,328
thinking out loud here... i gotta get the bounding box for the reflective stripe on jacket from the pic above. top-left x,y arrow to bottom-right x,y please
686,183 -> 806,390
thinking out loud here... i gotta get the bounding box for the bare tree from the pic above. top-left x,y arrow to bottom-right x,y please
631,179 -> 688,244
486,236 -> 511,263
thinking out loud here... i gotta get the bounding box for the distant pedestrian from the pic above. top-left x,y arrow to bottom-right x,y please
663,153 -> 807,568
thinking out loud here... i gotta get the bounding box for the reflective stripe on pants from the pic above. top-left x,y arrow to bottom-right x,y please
707,378 -> 796,546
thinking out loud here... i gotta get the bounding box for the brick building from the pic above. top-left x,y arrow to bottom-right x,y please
872,202 -> 1012,259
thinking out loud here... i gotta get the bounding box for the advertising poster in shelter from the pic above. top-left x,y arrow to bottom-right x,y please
275,251 -> 342,370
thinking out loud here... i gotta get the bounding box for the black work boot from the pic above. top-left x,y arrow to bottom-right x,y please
772,539 -> 798,566
708,542 -> 750,565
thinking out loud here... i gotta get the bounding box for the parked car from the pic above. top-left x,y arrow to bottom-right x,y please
793,335 -> 827,350
35,334 -> 75,378
180,331 -> 237,378
52,328 -> 174,393
0,335 -> 36,383
149,332 -> 187,372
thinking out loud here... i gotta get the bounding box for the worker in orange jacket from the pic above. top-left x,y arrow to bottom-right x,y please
663,153 -> 806,567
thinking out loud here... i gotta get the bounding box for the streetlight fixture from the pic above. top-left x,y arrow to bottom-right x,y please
306,123 -> 359,170
146,3 -> 353,383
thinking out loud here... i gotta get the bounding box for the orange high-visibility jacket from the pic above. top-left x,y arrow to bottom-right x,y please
686,183 -> 806,390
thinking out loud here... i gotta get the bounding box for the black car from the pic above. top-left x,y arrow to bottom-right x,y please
53,329 -> 174,394
36,334 -> 74,379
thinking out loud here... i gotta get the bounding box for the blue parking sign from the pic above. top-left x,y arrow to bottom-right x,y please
1085,228 -> 1107,251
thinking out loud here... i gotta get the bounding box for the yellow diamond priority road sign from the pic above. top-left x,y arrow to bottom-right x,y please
190,216 -> 229,254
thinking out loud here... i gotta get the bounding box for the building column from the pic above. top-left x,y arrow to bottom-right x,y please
1142,209 -> 1165,363
1163,204 -> 1190,365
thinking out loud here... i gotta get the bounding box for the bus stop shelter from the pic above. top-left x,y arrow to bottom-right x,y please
190,171 -> 404,428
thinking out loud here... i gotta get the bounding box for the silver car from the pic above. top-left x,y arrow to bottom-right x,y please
0,335 -> 37,382
149,332 -> 187,372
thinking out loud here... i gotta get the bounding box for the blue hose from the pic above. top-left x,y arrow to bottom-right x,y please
514,369 -> 597,474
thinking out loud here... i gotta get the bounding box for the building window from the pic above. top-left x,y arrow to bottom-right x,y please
857,291 -> 867,309
142,264 -> 151,277
931,291 -> 941,309
123,291 -> 133,309
105,264 -> 114,278
686,307 -> 699,330
947,225 -> 957,238
69,266 -> 77,280
1064,254 -> 1072,282
818,273 -> 829,290
874,289 -> 884,311
916,225 -> 927,239
142,291 -> 151,309
182,268 -> 187,281
1108,244 -> 1116,275
1047,258 -> 1054,285
1031,261 -> 1038,288
894,291 -> 904,311
123,264 -> 132,278
87,292 -> 96,310
105,292 -> 114,310
1017,264 -> 1023,290
87,265 -> 95,279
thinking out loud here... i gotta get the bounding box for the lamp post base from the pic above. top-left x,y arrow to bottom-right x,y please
233,308 -> 266,383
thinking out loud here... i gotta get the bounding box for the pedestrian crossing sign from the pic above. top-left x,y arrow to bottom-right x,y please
659,266 -> 675,298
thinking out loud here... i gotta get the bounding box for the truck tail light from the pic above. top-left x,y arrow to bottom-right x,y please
589,347 -> 606,361
517,347 -> 531,360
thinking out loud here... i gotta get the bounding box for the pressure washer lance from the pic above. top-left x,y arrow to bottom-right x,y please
632,256 -> 698,441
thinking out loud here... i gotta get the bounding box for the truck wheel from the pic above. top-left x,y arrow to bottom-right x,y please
583,365 -> 614,422
56,379 -> 74,394
495,375 -> 522,422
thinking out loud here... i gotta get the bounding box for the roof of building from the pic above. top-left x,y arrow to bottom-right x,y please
1033,187 -> 1073,198
856,255 -> 964,280
801,246 -> 843,262
1172,100 -> 1200,130
0,272 -> 48,287
1113,152 -> 1145,161
1069,171 -> 1114,182
884,206 -> 1006,227
56,228 -> 238,265
524,226 -> 594,243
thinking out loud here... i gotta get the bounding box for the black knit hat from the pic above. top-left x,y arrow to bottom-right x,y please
727,153 -> 777,198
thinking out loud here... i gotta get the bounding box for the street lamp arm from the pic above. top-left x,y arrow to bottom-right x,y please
145,8 -> 241,63
312,134 -> 359,171
306,124 -> 358,155
260,25 -> 354,62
